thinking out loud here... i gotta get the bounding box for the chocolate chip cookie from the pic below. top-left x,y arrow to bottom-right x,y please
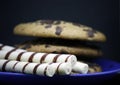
14,20 -> 106,42
88,63 -> 102,73
15,38 -> 102,57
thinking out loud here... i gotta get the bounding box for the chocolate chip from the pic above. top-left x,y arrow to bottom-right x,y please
72,23 -> 82,27
55,26 -> 62,35
45,44 -> 50,48
52,51 -> 57,53
92,67 -> 98,72
83,29 -> 97,37
45,24 -> 52,28
21,44 -> 31,49
40,20 -> 54,25
21,28 -> 25,31
35,21 -> 41,25
54,21 -> 61,25
60,50 -> 69,54
88,31 -> 95,37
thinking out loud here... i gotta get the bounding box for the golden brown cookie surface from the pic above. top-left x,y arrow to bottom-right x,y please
15,38 -> 102,57
14,20 -> 106,42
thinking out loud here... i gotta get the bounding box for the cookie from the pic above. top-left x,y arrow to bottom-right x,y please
15,38 -> 102,57
88,63 -> 102,73
13,20 -> 106,42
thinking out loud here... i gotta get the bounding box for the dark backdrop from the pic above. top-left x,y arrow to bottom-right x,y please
0,0 -> 119,61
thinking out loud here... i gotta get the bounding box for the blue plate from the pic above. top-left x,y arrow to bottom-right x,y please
0,58 -> 120,85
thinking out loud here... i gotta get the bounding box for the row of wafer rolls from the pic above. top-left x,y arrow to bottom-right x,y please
0,44 -> 77,66
0,50 -> 77,67
0,44 -> 90,77
0,59 -> 72,77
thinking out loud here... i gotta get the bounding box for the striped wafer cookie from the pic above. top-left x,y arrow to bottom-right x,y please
72,61 -> 89,74
0,59 -> 72,77
0,50 -> 77,66
0,43 -> 26,52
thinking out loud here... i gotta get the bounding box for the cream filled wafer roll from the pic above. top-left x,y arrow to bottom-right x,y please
4,60 -> 18,72
0,59 -> 18,72
0,44 -> 26,52
8,51 -> 25,60
72,61 -> 89,74
35,63 -> 55,77
14,62 -> 55,77
32,53 -> 47,63
0,59 -> 8,71
0,50 -> 25,60
0,51 -> 77,66
0,59 -> 55,77
53,54 -> 77,66
0,43 -> 3,46
20,52 -> 35,62
49,62 -> 72,75
0,51 -> 9,59
20,52 -> 77,66
23,63 -> 38,74
13,61 -> 29,73
13,48 -> 26,52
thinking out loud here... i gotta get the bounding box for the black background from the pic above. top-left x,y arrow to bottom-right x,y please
0,0 -> 119,62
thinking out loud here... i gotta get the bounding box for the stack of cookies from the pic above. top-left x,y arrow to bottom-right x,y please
13,20 -> 107,73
